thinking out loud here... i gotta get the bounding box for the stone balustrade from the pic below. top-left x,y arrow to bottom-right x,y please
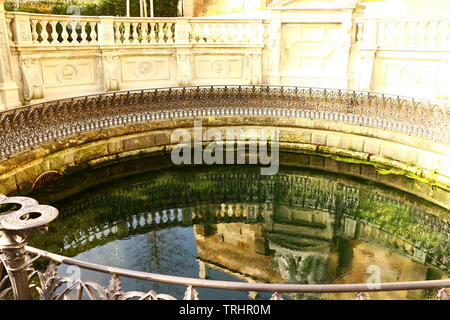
1,1 -> 450,109
355,17 -> 450,48
5,12 -> 268,47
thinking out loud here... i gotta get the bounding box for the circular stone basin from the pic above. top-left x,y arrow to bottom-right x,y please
27,153 -> 449,300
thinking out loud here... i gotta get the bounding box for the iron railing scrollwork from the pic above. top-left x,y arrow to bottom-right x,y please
0,86 -> 449,161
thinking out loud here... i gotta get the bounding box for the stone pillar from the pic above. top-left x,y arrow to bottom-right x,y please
11,13 -> 32,46
20,55 -> 44,102
176,49 -> 192,86
175,18 -> 190,44
354,51 -> 376,91
352,20 -> 378,91
0,0 -> 21,110
267,11 -> 281,85
436,58 -> 450,100
175,19 -> 192,86
98,17 -> 115,45
101,52 -> 120,92
247,49 -> 262,85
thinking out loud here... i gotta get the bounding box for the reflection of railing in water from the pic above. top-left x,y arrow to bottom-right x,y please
0,194 -> 449,300
30,172 -> 449,271
1,86 -> 449,160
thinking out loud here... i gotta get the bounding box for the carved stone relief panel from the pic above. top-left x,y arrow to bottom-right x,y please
0,15 -> 12,81
120,57 -> 171,82
102,53 -> 120,91
41,58 -> 97,88
20,56 -> 44,101
372,55 -> 439,98
280,23 -> 344,77
194,55 -> 244,80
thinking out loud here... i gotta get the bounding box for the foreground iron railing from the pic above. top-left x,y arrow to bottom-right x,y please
0,86 -> 449,161
0,194 -> 449,300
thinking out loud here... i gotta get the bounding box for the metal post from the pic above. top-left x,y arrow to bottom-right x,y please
0,195 -> 59,300
150,0 -> 154,17
143,0 -> 148,17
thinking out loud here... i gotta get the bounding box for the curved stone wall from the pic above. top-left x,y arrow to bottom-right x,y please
1,115 -> 449,209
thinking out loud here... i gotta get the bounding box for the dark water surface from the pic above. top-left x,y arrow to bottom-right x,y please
28,154 -> 449,300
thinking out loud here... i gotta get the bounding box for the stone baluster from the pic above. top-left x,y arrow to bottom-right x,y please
79,21 -> 88,44
50,20 -> 59,44
131,22 -> 139,43
227,23 -> 236,43
166,22 -> 174,43
60,21 -> 69,45
210,23 -> 218,42
68,20 -> 77,43
90,22 -> 98,44
191,23 -> 200,43
141,22 -> 148,44
30,20 -> 39,44
157,22 -> 165,43
149,22 -> 156,43
216,23 -> 224,43
114,22 -> 122,44
203,23 -> 210,43
236,24 -> 244,43
121,22 -> 130,44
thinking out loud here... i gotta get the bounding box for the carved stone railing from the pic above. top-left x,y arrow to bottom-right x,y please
354,17 -> 450,48
5,12 -> 268,47
0,193 -> 449,300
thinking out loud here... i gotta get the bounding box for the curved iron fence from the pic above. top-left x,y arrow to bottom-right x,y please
17,245 -> 450,300
1,86 -> 449,160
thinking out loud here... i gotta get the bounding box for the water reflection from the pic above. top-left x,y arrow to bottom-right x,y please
28,162 -> 449,300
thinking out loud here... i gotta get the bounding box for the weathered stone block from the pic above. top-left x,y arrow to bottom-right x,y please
123,135 -> 155,151
324,158 -> 339,172
74,143 -> 109,165
311,133 -> 327,145
326,134 -> 342,148
310,155 -> 325,169
0,176 -> 17,195
363,139 -> 380,155
107,139 -> 124,154
154,132 -> 170,146
340,134 -> 364,152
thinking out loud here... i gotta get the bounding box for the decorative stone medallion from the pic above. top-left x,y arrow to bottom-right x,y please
211,60 -> 229,76
61,64 -> 77,81
137,61 -> 154,76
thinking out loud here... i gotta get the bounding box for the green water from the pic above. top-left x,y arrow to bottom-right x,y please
28,154 -> 449,300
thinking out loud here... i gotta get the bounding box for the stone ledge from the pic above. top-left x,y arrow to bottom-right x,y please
0,116 -> 448,210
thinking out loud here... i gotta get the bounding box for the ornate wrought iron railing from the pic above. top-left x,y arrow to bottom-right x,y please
0,86 -> 449,161
0,194 -> 449,300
